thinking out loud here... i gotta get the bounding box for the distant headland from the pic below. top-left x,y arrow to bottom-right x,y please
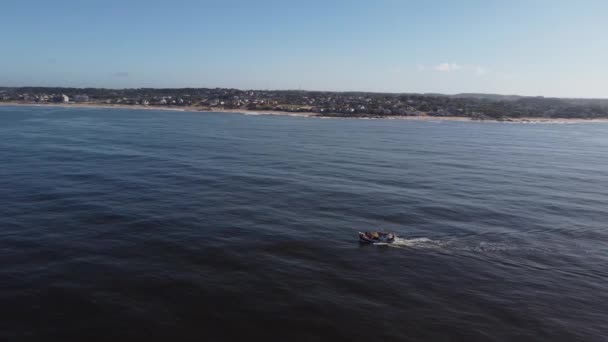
2,86 -> 608,122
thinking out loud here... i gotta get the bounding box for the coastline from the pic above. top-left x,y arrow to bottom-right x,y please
2,101 -> 608,123
0,101 -> 316,117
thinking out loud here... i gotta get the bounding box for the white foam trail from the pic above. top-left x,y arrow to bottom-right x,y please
388,237 -> 445,249
380,237 -> 547,255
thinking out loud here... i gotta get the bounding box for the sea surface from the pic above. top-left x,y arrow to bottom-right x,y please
1,105 -> 608,341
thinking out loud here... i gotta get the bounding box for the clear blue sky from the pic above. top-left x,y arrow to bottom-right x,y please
2,0 -> 607,97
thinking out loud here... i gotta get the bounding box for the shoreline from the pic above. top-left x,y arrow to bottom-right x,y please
0,101 -> 316,117
2,101 -> 608,123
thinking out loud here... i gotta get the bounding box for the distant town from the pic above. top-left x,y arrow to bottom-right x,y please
2,86 -> 608,119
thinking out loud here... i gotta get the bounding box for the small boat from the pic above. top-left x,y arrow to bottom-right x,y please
359,231 -> 396,244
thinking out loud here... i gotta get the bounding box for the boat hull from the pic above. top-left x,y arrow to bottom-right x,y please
359,232 -> 395,244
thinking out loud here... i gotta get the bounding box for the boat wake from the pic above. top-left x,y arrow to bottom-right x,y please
381,237 -> 548,256
387,237 -> 446,249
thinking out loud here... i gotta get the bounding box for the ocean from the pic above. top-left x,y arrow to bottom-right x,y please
1,105 -> 607,341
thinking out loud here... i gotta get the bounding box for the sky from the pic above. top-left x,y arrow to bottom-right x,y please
1,0 -> 607,97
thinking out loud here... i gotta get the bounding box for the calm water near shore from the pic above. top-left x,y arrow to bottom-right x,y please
1,105 -> 608,341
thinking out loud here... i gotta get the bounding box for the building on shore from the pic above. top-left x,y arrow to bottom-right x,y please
73,95 -> 89,102
52,94 -> 70,103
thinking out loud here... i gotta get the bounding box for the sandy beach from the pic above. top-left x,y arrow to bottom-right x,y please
2,101 -> 608,124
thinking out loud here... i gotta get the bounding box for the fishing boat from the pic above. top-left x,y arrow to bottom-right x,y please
359,231 -> 396,244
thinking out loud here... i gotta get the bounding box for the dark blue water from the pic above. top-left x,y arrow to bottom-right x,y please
1,106 -> 608,341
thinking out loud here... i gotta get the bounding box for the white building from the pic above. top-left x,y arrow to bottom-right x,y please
61,94 -> 69,103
